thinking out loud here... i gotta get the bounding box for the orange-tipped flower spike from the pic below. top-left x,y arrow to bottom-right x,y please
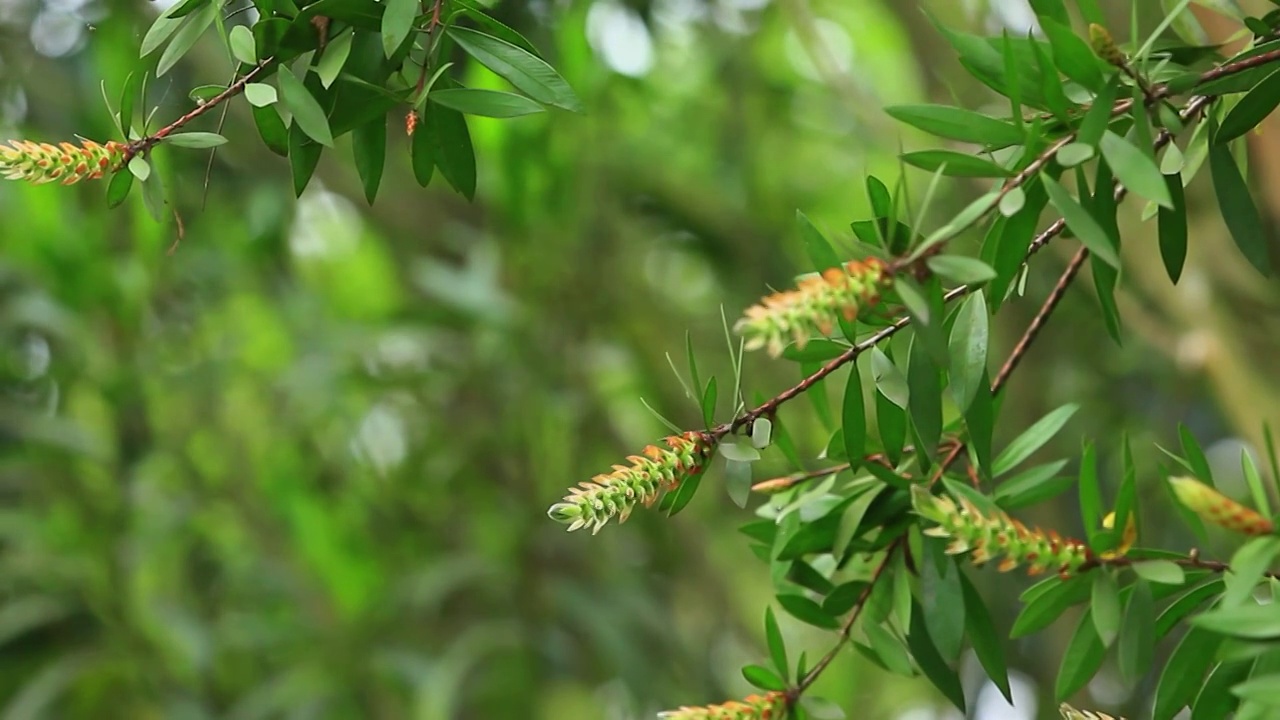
547,431 -> 715,534
735,258 -> 891,357
0,138 -> 125,185
1168,476 -> 1275,536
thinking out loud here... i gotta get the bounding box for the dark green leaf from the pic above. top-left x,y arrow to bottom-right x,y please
1055,607 -> 1107,700
700,376 -> 718,429
1042,18 -> 1105,90
1076,75 -> 1120,147
252,103 -> 289,156
411,115 -> 435,187
117,71 -> 141,135
907,602 -> 966,712
1032,36 -> 1072,121
901,150 -> 1012,177
921,548 -> 965,663
455,0 -> 541,56
1180,423 -> 1216,487
1216,67 -> 1280,144
424,103 -> 476,200
777,594 -> 839,629
782,339 -> 847,363
1042,175 -> 1120,268
965,372 -> 994,481
1012,574 -> 1090,638
430,88 -> 545,118
823,581 -> 867,617
449,27 -> 582,112
742,664 -> 786,692
798,211 -> 841,272
1153,628 -> 1222,720
764,607 -> 789,682
278,66 -> 334,147
907,337 -> 942,457
1209,121 -> 1270,275
960,572 -> 1011,702
842,364 -> 865,471
352,118 -> 386,204
1118,579 -> 1155,683
884,104 -> 1024,146
1193,660 -> 1251,720
1079,441 -> 1103,536
1156,579 -> 1225,638
989,180 -> 1047,309
1086,162 -> 1123,344
1159,172 -> 1188,283
663,465 -> 705,516
105,169 -> 133,208
288,120 -> 322,197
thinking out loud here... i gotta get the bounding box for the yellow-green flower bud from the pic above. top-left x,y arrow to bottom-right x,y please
1168,476 -> 1275,536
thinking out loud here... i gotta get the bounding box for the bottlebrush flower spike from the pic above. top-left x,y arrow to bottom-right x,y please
735,258 -> 891,357
658,692 -> 786,719
1168,476 -> 1275,536
548,431 -> 715,534
1060,703 -> 1124,720
911,486 -> 1093,576
0,138 -> 125,185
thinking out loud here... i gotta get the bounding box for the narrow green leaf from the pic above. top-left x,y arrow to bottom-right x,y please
907,602 -> 966,713
287,121 -> 322,197
959,572 -> 1012,702
926,255 -> 996,285
765,607 -> 789,683
1042,175 -> 1120,268
1157,579 -> 1224,639
156,3 -> 217,76
1100,130 -> 1173,208
884,104 -> 1024,146
1193,660 -> 1251,720
994,459 -> 1072,509
352,118 -> 386,204
797,211 -> 841,272
901,150 -> 1012,177
921,549 -> 965,663
701,376 -> 718,430
117,71 -> 141,136
947,291 -> 988,413
1032,36 -> 1072,122
1159,172 -> 1188,283
1042,18 -> 1105,90
1230,673 -> 1280,705
106,168 -> 134,208
742,664 -> 786,692
1181,424 -> 1216,487
842,364 -> 865,470
777,594 -> 839,629
139,4 -> 187,57
162,131 -> 227,149
430,88 -> 545,118
965,372 -> 994,480
1153,628 -> 1223,720
1079,441 -> 1102,535
316,28 -> 354,89
278,67 -> 334,147
449,27 -> 582,112
1076,75 -> 1120,147
907,338 -> 942,456
1132,560 -> 1186,585
993,403 -> 1079,476
1091,571 -> 1122,646
1217,67 -> 1280,144
424,102 -> 476,200
1012,574 -> 1091,638
1193,605 -> 1280,639
252,103 -> 289,156
1222,538 -> 1280,609
1118,579 -> 1155,683
1055,607 -> 1106,700
1209,121 -> 1270,275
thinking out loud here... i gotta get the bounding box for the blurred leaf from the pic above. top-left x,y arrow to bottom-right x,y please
381,0 -> 416,57
352,118 -> 386,204
884,105 -> 1024,146
742,664 -> 786,692
288,120 -> 322,196
1193,661 -> 1251,720
1231,673 -> 1280,705
901,150 -> 1011,177
245,82 -> 278,107
926,255 -> 996,285
1091,571 -> 1122,646
777,594 -> 839,629
1076,75 -> 1120,147
163,131 -> 228,148
1180,425 -> 1216,487
106,168 -> 134,208
1055,606 -> 1106,700
1042,18 -> 1105,90
701,376 -> 718,429
1012,573 -> 1090,638
920,548 -> 964,663
1157,579 -> 1225,638
726,459 -> 752,509
1118,579 -> 1155,683
994,459 -> 1071,509
1216,67 -> 1280,144
1193,605 -> 1280,639
797,211 -> 841,272
316,28 -> 354,88
965,372 -> 995,480
229,24 -> 257,64
960,572 -> 1011,702
1154,628 -> 1222,720
765,607 -> 789,682
907,602 -> 966,712
157,3 -> 217,76
1132,560 -> 1186,585
1222,538 -> 1280,608
1209,121 -> 1270,275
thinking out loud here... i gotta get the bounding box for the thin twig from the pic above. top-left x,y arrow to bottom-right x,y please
1082,547 -> 1280,580
790,537 -> 902,703
121,58 -> 273,164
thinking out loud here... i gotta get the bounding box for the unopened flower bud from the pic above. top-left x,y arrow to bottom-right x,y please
1168,476 -> 1274,536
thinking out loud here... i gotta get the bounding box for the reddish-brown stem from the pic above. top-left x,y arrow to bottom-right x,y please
1080,548 -> 1280,580
790,537 -> 902,703
122,58 -> 273,164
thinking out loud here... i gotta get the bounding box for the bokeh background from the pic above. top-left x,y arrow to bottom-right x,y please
0,0 -> 1278,718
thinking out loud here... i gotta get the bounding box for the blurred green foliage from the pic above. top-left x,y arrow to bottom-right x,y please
0,0 -> 1276,718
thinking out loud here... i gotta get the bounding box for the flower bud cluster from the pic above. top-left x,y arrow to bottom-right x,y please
0,138 -> 124,185
736,258 -> 890,357
1168,476 -> 1275,536
547,431 -> 714,534
912,486 -> 1093,576
658,692 -> 786,719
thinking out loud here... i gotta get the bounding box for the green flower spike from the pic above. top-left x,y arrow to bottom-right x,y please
912,486 -> 1093,576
